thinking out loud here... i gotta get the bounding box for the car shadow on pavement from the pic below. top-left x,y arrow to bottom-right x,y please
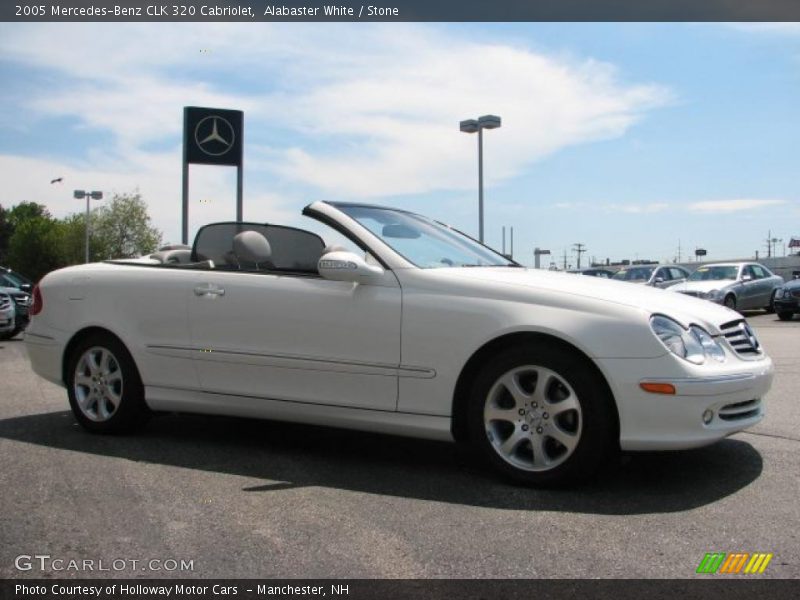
0,410 -> 763,515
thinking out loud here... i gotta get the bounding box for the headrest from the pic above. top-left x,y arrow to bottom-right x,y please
233,230 -> 272,264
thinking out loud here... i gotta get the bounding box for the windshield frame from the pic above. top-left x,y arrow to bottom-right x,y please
331,202 -> 521,270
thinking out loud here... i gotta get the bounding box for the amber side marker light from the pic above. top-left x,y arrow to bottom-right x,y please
640,382 -> 676,395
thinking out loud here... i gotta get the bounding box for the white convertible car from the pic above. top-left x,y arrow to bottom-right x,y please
25,202 -> 773,485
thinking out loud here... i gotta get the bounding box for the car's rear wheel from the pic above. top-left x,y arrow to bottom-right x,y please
724,294 -> 737,310
467,344 -> 617,486
777,311 -> 794,321
66,333 -> 150,433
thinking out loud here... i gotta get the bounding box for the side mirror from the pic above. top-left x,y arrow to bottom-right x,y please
654,277 -> 665,284
318,251 -> 384,283
741,274 -> 753,282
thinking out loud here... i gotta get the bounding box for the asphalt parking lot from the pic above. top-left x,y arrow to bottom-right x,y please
1,312 -> 798,579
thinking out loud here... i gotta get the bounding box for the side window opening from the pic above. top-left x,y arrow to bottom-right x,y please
192,222 -> 326,274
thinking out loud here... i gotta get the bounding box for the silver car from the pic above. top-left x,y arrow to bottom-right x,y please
670,262 -> 784,311
0,290 -> 16,340
611,264 -> 691,289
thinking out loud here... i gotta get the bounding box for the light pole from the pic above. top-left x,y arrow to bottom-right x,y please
73,190 -> 103,263
460,115 -> 501,243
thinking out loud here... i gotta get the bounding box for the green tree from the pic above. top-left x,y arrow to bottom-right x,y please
7,201 -> 50,228
6,215 -> 63,282
1,202 -> 50,264
93,192 -> 161,259
0,204 -> 12,263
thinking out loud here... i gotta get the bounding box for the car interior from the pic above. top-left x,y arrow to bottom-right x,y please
144,222 -> 329,275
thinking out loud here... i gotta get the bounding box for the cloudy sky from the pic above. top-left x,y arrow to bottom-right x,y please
0,22 -> 798,265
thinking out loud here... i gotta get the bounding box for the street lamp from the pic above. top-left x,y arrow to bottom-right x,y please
460,114 -> 501,243
73,190 -> 103,263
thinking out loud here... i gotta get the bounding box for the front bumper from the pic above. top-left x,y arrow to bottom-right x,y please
674,290 -> 724,305
774,297 -> 799,313
597,354 -> 773,451
0,309 -> 14,332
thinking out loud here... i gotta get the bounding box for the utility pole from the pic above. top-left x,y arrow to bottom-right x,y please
676,239 -> 682,263
765,230 -> 772,258
573,243 -> 586,270
562,248 -> 568,270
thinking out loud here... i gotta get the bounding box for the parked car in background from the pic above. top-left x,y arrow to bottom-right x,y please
670,263 -> 784,311
24,201 -> 774,486
774,279 -> 800,321
567,268 -> 615,278
612,264 -> 690,289
0,284 -> 31,338
0,290 -> 16,340
0,267 -> 33,293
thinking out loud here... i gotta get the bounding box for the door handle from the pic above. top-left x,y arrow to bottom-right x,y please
194,284 -> 225,297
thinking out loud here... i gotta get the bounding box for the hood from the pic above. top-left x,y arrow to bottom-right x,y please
670,279 -> 736,294
431,267 -> 739,335
780,278 -> 800,290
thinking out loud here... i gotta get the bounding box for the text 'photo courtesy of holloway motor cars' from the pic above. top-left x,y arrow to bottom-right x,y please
23,201 -> 774,486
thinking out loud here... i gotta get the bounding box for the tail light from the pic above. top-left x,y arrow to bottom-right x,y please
30,284 -> 43,316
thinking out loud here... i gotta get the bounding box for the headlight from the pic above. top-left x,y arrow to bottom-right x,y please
700,289 -> 722,300
650,315 -> 726,364
776,288 -> 785,299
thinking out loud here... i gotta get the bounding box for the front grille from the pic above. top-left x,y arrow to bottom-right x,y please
718,399 -> 761,421
0,296 -> 10,310
719,319 -> 762,357
792,290 -> 800,299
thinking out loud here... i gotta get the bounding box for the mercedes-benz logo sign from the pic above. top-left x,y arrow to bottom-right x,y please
194,116 -> 235,157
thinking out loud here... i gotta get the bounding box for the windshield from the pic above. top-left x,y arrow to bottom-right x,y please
688,266 -> 738,281
336,205 -> 516,269
612,267 -> 654,282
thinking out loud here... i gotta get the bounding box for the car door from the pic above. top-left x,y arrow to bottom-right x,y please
749,264 -> 774,307
737,265 -> 760,309
185,224 -> 402,411
668,267 -> 689,288
652,267 -> 671,289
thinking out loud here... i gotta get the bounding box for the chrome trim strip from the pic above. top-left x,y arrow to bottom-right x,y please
146,344 -> 436,379
24,332 -> 56,341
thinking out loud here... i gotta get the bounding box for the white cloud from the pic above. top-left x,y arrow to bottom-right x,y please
606,202 -> 669,214
687,199 -> 787,214
0,23 -> 671,203
0,153 -> 298,244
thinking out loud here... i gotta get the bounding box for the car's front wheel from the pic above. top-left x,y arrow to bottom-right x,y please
777,311 -> 794,321
766,291 -> 777,313
467,344 -> 617,486
724,294 -> 737,310
66,333 -> 150,433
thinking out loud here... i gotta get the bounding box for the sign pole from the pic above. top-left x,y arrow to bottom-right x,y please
183,106 -> 244,241
182,107 -> 189,245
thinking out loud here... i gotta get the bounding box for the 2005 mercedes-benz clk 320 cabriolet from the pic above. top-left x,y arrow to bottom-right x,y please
25,201 -> 774,485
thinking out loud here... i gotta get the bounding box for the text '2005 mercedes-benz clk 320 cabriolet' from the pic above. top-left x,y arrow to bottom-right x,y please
25,201 -> 773,485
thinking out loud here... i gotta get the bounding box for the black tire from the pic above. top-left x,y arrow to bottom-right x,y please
724,295 -> 737,310
66,333 -> 150,433
777,311 -> 794,322
0,331 -> 12,341
466,344 -> 618,486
